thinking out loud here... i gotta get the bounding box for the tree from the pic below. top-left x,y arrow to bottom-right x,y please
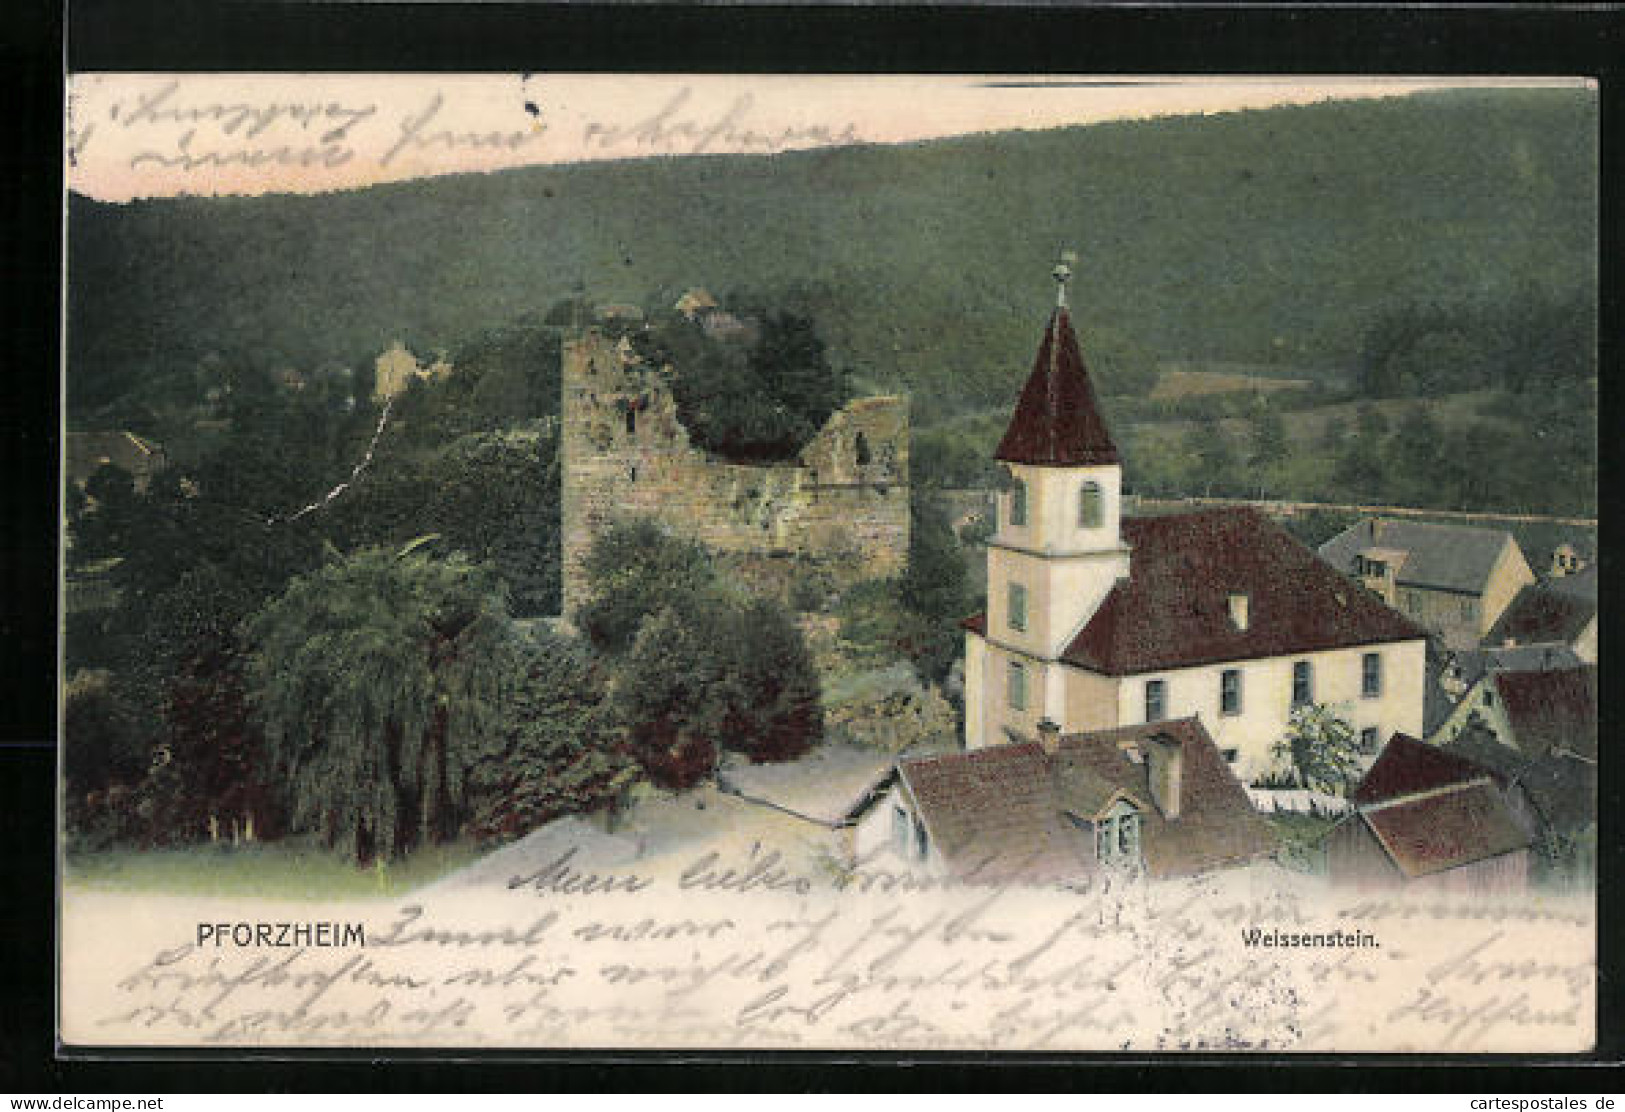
717,597 -> 823,763
62,670 -> 147,797
611,604 -> 727,790
244,546 -> 523,862
465,631 -> 637,843
146,645 -> 286,847
612,595 -> 822,788
578,518 -> 717,656
1273,703 -> 1362,794
1248,406 -> 1289,471
1195,419 -> 1238,495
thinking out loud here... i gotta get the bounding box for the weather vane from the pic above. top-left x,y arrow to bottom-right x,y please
1053,249 -> 1078,307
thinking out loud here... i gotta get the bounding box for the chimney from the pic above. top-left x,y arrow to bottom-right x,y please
1144,731 -> 1183,820
1227,592 -> 1250,632
1036,718 -> 1061,755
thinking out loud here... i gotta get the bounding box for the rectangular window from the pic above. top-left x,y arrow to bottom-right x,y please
1221,748 -> 1239,764
1008,583 -> 1028,632
1292,660 -> 1313,707
1007,661 -> 1027,711
1359,727 -> 1379,754
1460,597 -> 1474,621
1144,679 -> 1166,723
1009,481 -> 1028,528
1362,652 -> 1382,698
1220,668 -> 1242,716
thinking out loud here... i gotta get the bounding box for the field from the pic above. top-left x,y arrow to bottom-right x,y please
1149,368 -> 1316,401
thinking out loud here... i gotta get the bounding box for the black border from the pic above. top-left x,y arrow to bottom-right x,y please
8,0 -> 1621,1091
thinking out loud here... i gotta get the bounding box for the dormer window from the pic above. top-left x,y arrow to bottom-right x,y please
1094,800 -> 1142,867
1227,592 -> 1250,632
1078,481 -> 1103,528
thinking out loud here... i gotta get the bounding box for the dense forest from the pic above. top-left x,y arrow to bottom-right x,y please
69,89 -> 1595,427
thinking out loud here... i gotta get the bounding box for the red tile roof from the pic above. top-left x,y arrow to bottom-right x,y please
1494,665 -> 1597,760
1060,508 -> 1425,675
1485,585 -> 1595,647
1056,719 -> 1279,878
994,308 -> 1120,467
894,718 -> 1277,882
1360,782 -> 1531,878
1351,733 -> 1491,806
898,743 -> 1089,882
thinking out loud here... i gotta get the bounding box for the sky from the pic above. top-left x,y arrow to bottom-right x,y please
66,74 -> 1589,203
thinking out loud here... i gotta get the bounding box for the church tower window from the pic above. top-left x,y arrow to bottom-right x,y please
1008,583 -> 1028,632
1079,481 -> 1103,528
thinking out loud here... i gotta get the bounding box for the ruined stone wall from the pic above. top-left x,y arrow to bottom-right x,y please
560,328 -> 909,617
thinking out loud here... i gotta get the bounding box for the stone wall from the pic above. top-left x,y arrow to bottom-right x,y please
560,328 -> 909,617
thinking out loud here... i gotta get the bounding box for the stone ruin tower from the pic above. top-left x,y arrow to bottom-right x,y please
559,321 -> 910,619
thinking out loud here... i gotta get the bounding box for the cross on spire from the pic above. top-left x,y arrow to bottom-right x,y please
1052,249 -> 1078,308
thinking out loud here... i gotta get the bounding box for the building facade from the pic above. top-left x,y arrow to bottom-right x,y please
1318,518 -> 1536,650
963,272 -> 1427,782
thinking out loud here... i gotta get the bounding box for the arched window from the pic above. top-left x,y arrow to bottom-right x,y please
1079,481 -> 1103,528
625,406 -> 637,436
1009,479 -> 1028,528
854,431 -> 872,467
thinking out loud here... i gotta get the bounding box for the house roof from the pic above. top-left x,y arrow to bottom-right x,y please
1493,665 -> 1597,761
893,717 -> 1276,882
1485,584 -> 1596,648
1056,719 -> 1278,878
1548,563 -> 1597,604
66,431 -> 165,486
1058,508 -> 1424,675
1438,727 -> 1595,836
897,743 -> 1090,882
1360,781 -> 1531,878
1448,643 -> 1584,689
1318,518 -> 1516,595
994,307 -> 1119,467
1352,733 -> 1491,806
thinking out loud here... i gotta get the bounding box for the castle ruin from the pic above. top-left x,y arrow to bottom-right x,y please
559,327 -> 909,617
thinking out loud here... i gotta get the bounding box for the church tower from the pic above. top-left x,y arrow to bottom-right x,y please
966,255 -> 1132,747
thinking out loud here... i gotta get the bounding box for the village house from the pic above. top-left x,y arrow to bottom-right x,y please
65,430 -> 166,494
961,263 -> 1427,782
1481,578 -> 1598,664
1549,540 -> 1593,580
1325,733 -> 1532,895
372,340 -> 453,404
852,716 -> 1277,882
1427,666 -> 1596,849
1317,518 -> 1535,650
1429,662 -> 1595,759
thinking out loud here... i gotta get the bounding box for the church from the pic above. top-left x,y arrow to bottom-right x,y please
961,261 -> 1428,782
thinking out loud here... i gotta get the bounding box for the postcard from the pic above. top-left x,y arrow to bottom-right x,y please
60,73 -> 1598,1053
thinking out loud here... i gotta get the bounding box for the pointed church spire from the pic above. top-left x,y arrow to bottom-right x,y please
994,255 -> 1120,467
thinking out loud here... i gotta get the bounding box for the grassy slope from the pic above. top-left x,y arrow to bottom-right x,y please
69,89 -> 1596,424
63,838 -> 485,898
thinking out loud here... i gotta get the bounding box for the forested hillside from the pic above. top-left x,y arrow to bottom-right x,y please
68,89 -> 1596,425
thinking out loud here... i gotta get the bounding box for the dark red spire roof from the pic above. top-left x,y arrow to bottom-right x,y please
995,308 -> 1120,467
